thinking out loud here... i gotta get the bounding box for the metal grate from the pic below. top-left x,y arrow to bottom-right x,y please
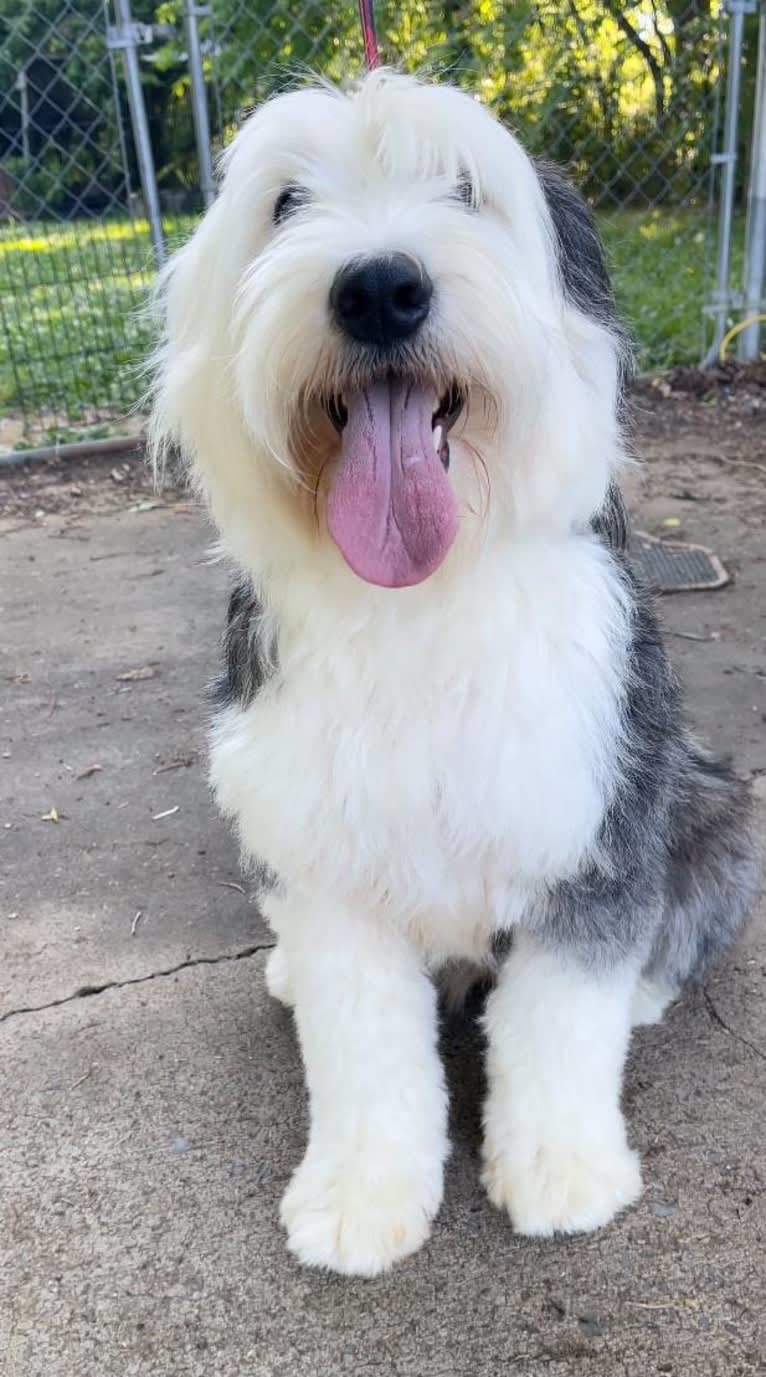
631,533 -> 729,592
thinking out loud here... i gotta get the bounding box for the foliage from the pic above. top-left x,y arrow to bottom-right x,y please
2,1 -> 757,214
148,0 -> 739,207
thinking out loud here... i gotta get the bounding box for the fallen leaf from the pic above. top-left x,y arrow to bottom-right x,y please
77,764 -> 103,779
110,467 -> 126,483
41,807 -> 60,822
130,500 -> 163,513
116,666 -> 159,682
152,805 -> 179,821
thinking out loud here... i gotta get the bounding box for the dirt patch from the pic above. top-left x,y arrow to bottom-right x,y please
634,358 -> 766,401
625,365 -> 766,539
0,450 -> 190,531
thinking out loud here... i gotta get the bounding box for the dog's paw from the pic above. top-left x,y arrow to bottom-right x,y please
482,1137 -> 641,1237
280,1148 -> 441,1277
265,944 -> 294,1007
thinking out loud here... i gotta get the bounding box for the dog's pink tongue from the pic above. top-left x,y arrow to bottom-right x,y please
327,380 -> 458,588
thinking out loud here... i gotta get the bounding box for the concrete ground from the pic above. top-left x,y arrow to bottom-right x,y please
1,379 -> 765,1377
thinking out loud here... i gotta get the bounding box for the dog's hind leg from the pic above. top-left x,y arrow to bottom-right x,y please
630,747 -> 757,1027
644,744 -> 759,992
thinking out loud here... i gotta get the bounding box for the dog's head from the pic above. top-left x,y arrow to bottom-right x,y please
151,71 -> 627,589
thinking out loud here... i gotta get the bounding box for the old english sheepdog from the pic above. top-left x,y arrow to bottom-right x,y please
149,71 -> 759,1277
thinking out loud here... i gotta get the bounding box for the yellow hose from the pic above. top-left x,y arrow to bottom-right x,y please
718,314 -> 766,361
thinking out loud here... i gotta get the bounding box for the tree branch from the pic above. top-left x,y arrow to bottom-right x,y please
649,0 -> 673,69
567,0 -> 614,137
602,0 -> 666,119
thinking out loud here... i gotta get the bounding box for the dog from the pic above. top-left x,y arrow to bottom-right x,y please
149,70 -> 759,1277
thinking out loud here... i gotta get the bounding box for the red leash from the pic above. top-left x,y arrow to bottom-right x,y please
358,0 -> 380,69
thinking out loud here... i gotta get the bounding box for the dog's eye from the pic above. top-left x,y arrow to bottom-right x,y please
454,173 -> 477,210
273,185 -> 310,225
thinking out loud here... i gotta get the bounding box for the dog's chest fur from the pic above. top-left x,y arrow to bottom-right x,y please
211,535 -> 631,962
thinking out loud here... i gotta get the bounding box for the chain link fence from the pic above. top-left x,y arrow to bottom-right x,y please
1,0 -> 764,444
0,1 -> 150,438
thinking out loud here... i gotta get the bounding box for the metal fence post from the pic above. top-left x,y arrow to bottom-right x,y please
704,1 -> 751,364
738,2 -> 766,359
16,67 -> 31,162
184,0 -> 217,208
110,0 -> 166,267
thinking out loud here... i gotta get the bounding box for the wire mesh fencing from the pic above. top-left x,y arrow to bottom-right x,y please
0,1 -> 762,444
0,0 -> 156,438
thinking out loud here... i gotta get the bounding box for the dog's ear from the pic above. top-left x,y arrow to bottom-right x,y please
535,160 -> 632,397
535,161 -> 615,327
148,199 -> 232,478
159,198 -> 230,354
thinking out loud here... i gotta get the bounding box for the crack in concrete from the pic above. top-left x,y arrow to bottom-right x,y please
703,987 -> 766,1063
0,941 -> 275,1024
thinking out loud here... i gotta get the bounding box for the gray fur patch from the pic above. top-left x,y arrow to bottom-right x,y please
212,578 -> 278,710
591,483 -> 630,553
647,742 -> 760,984
505,562 -> 760,984
536,159 -> 632,398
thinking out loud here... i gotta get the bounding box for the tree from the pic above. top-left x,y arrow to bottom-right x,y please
0,0 -> 745,219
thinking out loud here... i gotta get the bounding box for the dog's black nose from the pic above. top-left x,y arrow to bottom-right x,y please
330,254 -> 432,347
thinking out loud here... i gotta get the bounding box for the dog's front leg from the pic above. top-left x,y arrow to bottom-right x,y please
482,930 -> 642,1236
276,895 -> 448,1276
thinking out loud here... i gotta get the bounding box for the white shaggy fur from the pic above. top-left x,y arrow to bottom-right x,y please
275,891 -> 448,1276
151,71 -> 645,1276
482,932 -> 642,1235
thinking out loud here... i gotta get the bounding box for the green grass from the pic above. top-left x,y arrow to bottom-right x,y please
0,216 -> 193,429
601,207 -> 705,369
600,205 -> 743,372
0,206 -> 737,434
